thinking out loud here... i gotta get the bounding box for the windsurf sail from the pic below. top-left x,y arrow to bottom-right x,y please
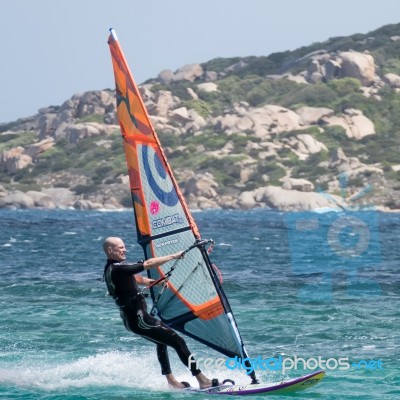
107,28 -> 257,383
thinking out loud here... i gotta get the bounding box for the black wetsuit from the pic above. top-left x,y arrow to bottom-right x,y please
104,259 -> 201,376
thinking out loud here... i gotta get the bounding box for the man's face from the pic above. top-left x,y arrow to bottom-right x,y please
108,239 -> 126,261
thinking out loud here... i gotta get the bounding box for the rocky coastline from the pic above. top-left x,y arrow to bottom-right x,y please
1,28 -> 400,213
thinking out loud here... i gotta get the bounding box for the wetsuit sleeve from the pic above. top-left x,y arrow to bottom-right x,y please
113,261 -> 144,275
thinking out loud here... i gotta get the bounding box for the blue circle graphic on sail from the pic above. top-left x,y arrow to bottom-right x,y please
142,145 -> 178,207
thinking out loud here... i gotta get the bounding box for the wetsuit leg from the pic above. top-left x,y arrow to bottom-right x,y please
157,344 -> 171,375
121,299 -> 201,376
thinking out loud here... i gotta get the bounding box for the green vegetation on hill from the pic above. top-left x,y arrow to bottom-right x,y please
0,131 -> 37,152
0,132 -> 127,193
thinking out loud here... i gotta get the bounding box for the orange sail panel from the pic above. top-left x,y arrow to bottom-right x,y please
108,30 -> 198,240
107,29 -> 249,359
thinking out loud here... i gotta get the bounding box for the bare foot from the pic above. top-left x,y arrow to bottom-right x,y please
195,373 -> 217,389
165,373 -> 184,389
165,373 -> 191,389
169,382 -> 188,389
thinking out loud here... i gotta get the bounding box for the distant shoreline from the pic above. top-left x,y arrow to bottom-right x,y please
0,205 -> 398,213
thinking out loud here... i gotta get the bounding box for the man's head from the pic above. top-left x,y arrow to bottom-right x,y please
103,237 -> 126,261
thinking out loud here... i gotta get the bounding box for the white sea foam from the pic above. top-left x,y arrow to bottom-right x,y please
0,350 -> 251,391
313,206 -> 342,213
97,208 -> 127,212
0,351 -> 169,391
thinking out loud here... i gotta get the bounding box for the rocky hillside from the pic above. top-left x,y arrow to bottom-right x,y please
1,23 -> 400,211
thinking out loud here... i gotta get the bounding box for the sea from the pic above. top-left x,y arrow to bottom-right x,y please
0,208 -> 398,399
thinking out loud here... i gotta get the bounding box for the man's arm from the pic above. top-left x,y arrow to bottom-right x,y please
135,251 -> 184,286
143,251 -> 184,270
113,261 -> 144,276
135,275 -> 155,286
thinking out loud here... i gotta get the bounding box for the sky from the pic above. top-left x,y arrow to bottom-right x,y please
1,0 -> 400,124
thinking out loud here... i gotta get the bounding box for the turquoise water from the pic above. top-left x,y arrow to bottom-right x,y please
0,209 -> 398,399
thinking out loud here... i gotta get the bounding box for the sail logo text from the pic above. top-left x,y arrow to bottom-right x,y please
188,355 -> 384,374
152,214 -> 184,230
155,238 -> 179,248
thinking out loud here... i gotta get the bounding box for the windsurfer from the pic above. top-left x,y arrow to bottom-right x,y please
102,236 -> 219,389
